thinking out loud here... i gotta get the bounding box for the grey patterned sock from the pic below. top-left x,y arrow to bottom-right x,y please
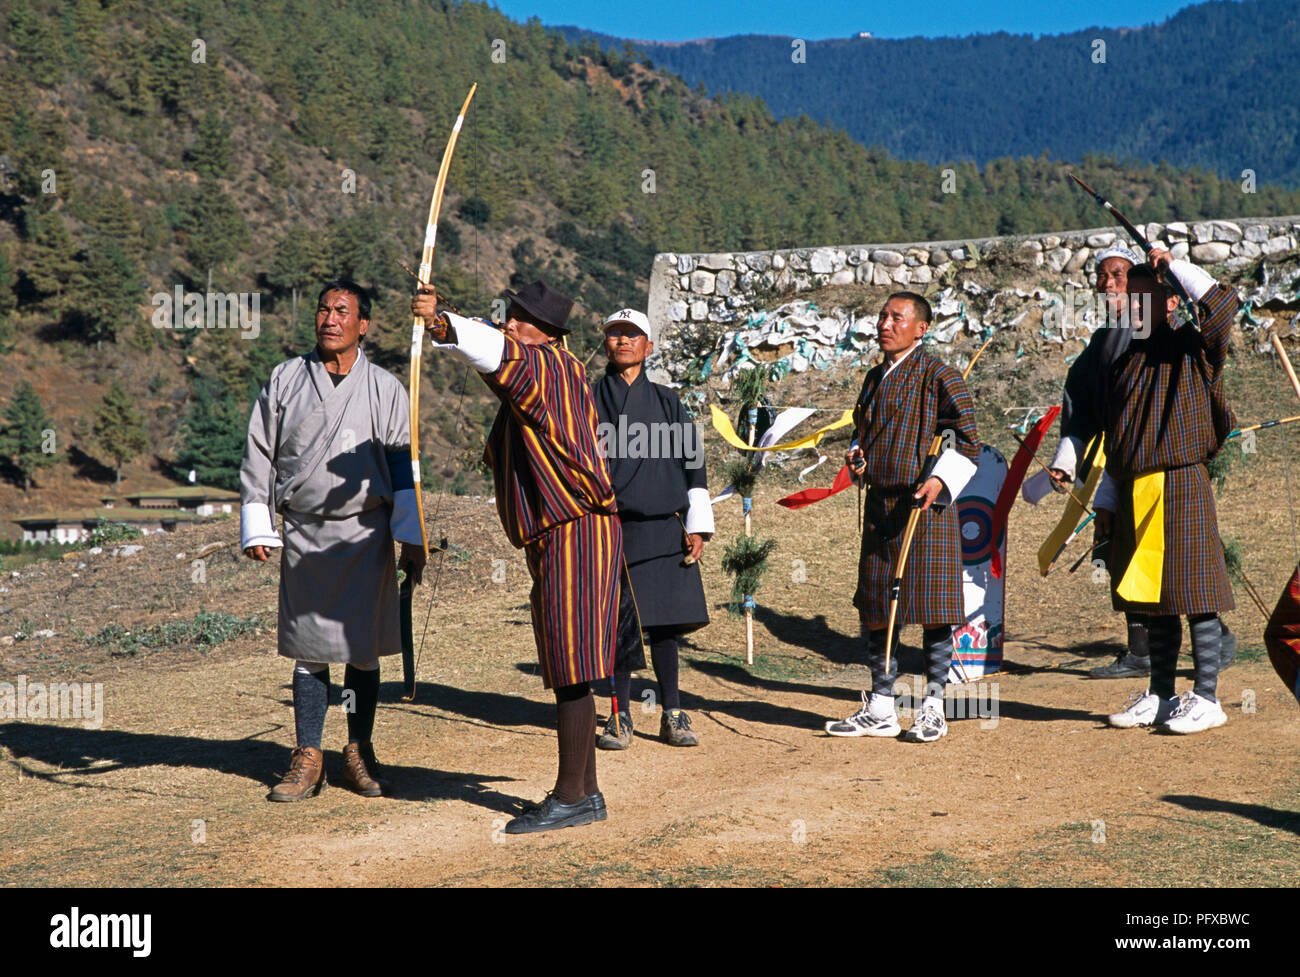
1189,614 -> 1221,702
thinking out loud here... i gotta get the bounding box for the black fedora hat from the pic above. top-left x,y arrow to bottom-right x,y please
503,280 -> 574,333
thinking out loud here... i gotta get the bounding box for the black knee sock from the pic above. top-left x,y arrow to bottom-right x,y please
922,625 -> 954,699
866,624 -> 899,698
1189,614 -> 1221,702
293,666 -> 330,750
1125,613 -> 1150,660
612,672 -> 632,718
554,682 -> 593,804
344,665 -> 380,744
647,628 -> 681,711
1146,616 -> 1180,701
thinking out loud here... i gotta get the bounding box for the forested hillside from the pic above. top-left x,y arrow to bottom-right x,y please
1,0 -> 1298,516
562,0 -> 1300,186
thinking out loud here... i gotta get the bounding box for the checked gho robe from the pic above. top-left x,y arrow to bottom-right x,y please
436,313 -> 621,689
852,344 -> 980,626
240,348 -> 422,663
1100,267 -> 1238,616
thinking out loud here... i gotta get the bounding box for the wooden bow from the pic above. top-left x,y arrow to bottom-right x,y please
401,83 -> 477,701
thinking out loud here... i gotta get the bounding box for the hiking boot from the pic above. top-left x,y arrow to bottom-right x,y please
825,692 -> 901,738
596,711 -> 633,750
903,698 -> 948,743
1107,689 -> 1175,728
268,746 -> 326,802
660,708 -> 699,747
1162,691 -> 1227,735
341,742 -> 383,797
1089,653 -> 1152,679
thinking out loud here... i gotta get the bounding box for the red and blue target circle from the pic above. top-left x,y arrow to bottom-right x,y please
957,496 -> 1002,565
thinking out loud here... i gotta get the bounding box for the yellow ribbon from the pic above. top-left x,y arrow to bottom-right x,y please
1117,472 -> 1164,603
709,405 -> 854,452
1037,437 -> 1107,576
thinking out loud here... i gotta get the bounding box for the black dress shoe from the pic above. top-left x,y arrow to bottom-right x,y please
505,793 -> 597,834
588,791 -> 607,821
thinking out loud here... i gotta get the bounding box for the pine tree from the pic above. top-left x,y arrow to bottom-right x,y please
268,225 -> 329,330
175,379 -> 248,491
22,214 -> 79,310
178,177 -> 249,278
0,381 -> 59,493
189,110 -> 233,178
93,381 -> 149,492
71,241 -> 143,347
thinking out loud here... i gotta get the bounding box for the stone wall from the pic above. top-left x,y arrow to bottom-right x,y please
645,216 -> 1300,384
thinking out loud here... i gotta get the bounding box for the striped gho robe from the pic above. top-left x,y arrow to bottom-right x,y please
481,334 -> 622,689
852,345 -> 980,626
1102,277 -> 1238,616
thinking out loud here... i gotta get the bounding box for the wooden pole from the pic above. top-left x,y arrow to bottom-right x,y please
1271,333 -> 1300,403
744,406 -> 757,666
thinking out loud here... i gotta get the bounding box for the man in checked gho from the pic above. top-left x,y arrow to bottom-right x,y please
1048,246 -> 1236,679
825,291 -> 980,743
592,307 -> 714,750
1099,251 -> 1239,734
241,279 -> 426,801
412,280 -> 620,834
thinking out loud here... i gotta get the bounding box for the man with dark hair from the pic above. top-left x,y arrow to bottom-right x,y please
242,279 -> 425,801
412,280 -> 621,833
1100,251 -> 1238,734
825,292 -> 980,742
1048,248 -> 1235,678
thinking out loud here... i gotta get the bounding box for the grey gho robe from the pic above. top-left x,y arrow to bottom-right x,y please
239,348 -> 422,663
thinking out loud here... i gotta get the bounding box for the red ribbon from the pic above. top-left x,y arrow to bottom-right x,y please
990,406 -> 1060,578
777,464 -> 854,509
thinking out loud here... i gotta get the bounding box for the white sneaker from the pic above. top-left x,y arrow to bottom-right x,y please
903,697 -> 948,743
1162,691 -> 1227,735
825,692 -> 901,738
1108,689 -> 1176,728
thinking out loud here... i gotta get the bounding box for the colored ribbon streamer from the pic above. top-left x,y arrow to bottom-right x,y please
710,404 -> 853,453
1264,562 -> 1300,706
1037,437 -> 1107,576
776,464 -> 854,509
990,406 -> 1060,578
1116,472 -> 1164,603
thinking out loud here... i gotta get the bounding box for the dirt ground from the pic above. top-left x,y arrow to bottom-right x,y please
1,436 -> 1297,887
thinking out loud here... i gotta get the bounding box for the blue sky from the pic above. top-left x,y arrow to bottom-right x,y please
488,0 -> 1215,41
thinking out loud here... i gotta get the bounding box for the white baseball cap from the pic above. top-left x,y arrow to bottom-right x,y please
1094,245 -> 1143,268
603,308 -> 655,345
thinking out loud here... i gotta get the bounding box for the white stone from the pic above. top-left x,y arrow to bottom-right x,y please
1244,224 -> 1270,243
1041,236 -> 1061,249
1191,222 -> 1214,244
871,264 -> 892,286
829,269 -> 854,285
689,300 -> 708,321
699,253 -> 733,271
889,265 -> 911,285
747,253 -> 771,272
1231,240 -> 1262,259
676,255 -> 696,274
679,275 -> 689,290
929,248 -> 950,266
690,270 -> 716,295
116,545 -> 144,557
667,300 -> 688,322
715,270 -> 735,297
1261,235 -> 1293,256
1065,247 -> 1092,273
809,249 -> 835,274
1170,241 -> 1190,260
1164,222 -> 1189,241
771,253 -> 786,271
1046,248 -> 1072,273
34,629 -> 55,639
1018,240 -> 1043,253
854,262 -> 873,284
1086,232 -> 1116,248
1144,223 -> 1164,242
88,547 -> 103,555
910,265 -> 933,284
1223,257 -> 1255,272
870,249 -> 905,267
1210,220 -> 1243,243
1189,242 -> 1231,263
949,246 -> 968,261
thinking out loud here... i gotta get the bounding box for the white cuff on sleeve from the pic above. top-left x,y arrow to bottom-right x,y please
1168,259 -> 1216,304
390,488 -> 423,546
430,312 -> 504,373
240,502 -> 282,550
1021,469 -> 1055,505
684,487 -> 716,536
1049,436 -> 1082,483
1093,472 -> 1119,512
931,448 -> 977,505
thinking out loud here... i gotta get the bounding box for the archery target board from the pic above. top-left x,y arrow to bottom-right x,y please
950,444 -> 1007,682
